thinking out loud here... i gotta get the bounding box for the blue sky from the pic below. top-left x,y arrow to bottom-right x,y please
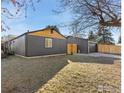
2,0 -> 72,35
2,0 -> 120,43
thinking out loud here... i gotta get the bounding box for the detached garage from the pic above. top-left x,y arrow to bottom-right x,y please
67,36 -> 88,54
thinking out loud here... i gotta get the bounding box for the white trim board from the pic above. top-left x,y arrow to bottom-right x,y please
15,53 -> 66,59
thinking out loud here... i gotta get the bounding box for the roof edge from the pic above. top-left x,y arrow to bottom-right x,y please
28,27 -> 66,39
4,27 -> 66,43
3,32 -> 28,43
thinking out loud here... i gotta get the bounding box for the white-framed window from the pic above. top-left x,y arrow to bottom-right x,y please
45,38 -> 52,48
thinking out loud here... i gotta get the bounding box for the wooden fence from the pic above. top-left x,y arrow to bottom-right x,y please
98,44 -> 121,55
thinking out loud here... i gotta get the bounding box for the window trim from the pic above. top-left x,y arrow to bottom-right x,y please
45,38 -> 53,48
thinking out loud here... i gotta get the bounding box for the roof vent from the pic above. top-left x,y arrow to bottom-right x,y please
51,29 -> 54,34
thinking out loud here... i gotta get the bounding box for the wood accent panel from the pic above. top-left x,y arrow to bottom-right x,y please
28,29 -> 65,39
72,44 -> 77,54
67,44 -> 72,54
67,44 -> 77,54
98,44 -> 121,54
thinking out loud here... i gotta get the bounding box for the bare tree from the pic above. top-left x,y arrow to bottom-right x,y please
1,0 -> 41,31
57,0 -> 121,34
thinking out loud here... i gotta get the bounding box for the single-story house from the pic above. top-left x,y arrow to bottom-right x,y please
3,26 -> 88,57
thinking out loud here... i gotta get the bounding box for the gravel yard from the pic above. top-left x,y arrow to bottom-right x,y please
1,54 -> 121,93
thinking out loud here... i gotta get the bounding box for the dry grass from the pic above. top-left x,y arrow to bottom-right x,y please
36,60 -> 121,93
1,54 -> 121,93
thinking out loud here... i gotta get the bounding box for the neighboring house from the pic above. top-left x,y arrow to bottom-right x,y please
3,26 -> 88,57
1,35 -> 17,42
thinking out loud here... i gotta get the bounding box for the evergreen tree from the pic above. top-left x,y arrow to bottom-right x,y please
97,28 -> 114,44
88,31 -> 96,41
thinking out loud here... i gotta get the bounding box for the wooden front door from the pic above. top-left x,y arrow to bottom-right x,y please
67,44 -> 77,55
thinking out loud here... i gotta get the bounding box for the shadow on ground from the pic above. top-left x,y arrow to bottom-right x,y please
1,55 -> 68,93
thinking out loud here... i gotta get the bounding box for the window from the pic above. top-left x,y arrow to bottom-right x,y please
45,38 -> 52,48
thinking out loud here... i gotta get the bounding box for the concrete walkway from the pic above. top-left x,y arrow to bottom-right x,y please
76,53 -> 121,59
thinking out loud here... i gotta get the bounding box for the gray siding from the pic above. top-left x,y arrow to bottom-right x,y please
67,37 -> 88,53
88,43 -> 97,53
11,35 -> 26,56
77,39 -> 88,53
26,35 -> 67,56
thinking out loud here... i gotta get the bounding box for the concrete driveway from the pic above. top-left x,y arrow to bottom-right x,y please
76,53 -> 121,59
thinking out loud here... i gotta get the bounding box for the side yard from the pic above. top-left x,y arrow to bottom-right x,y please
1,54 -> 121,93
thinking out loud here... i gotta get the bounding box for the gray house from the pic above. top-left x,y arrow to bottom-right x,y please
4,26 -> 88,57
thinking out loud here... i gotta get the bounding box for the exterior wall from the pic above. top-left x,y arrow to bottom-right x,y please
88,43 -> 97,53
77,38 -> 88,53
67,37 -> 88,53
10,35 -> 26,56
26,35 -> 67,56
